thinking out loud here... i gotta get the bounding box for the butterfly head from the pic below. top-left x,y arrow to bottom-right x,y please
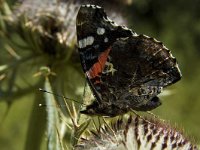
80,101 -> 128,117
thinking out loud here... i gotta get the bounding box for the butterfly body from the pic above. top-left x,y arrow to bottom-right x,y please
76,5 -> 181,117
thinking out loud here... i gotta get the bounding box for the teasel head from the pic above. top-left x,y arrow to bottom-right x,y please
0,0 -> 133,100
75,115 -> 198,150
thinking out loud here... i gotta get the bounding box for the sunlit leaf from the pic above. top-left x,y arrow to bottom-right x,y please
44,77 -> 61,150
0,65 -> 8,72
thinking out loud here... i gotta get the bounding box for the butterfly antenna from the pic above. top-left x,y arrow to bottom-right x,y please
38,88 -> 86,106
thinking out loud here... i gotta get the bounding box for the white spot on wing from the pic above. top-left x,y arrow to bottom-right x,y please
97,27 -> 105,35
78,36 -> 94,48
86,36 -> 94,46
78,40 -> 85,49
91,5 -> 96,9
104,17 -> 118,26
111,21 -> 118,26
104,37 -> 108,43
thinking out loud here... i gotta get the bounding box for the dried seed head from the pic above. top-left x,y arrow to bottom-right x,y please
13,0 -> 129,48
14,0 -> 80,47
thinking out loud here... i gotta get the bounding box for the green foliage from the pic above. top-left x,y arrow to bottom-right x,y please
0,0 -> 84,149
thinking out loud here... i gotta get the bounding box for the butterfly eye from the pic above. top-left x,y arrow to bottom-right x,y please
97,27 -> 106,35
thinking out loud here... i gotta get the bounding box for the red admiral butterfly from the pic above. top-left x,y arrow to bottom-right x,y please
76,5 -> 181,117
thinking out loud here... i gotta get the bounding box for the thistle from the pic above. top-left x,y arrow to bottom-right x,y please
75,115 -> 198,150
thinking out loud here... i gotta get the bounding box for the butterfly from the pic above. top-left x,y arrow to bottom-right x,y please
76,4 -> 181,117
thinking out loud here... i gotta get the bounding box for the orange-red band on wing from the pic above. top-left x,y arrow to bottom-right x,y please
86,47 -> 111,79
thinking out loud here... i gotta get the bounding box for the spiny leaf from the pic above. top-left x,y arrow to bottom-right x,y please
73,119 -> 91,146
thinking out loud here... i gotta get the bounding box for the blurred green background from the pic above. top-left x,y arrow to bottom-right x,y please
0,0 -> 200,149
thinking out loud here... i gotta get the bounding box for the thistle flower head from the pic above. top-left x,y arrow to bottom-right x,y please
75,116 -> 198,150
